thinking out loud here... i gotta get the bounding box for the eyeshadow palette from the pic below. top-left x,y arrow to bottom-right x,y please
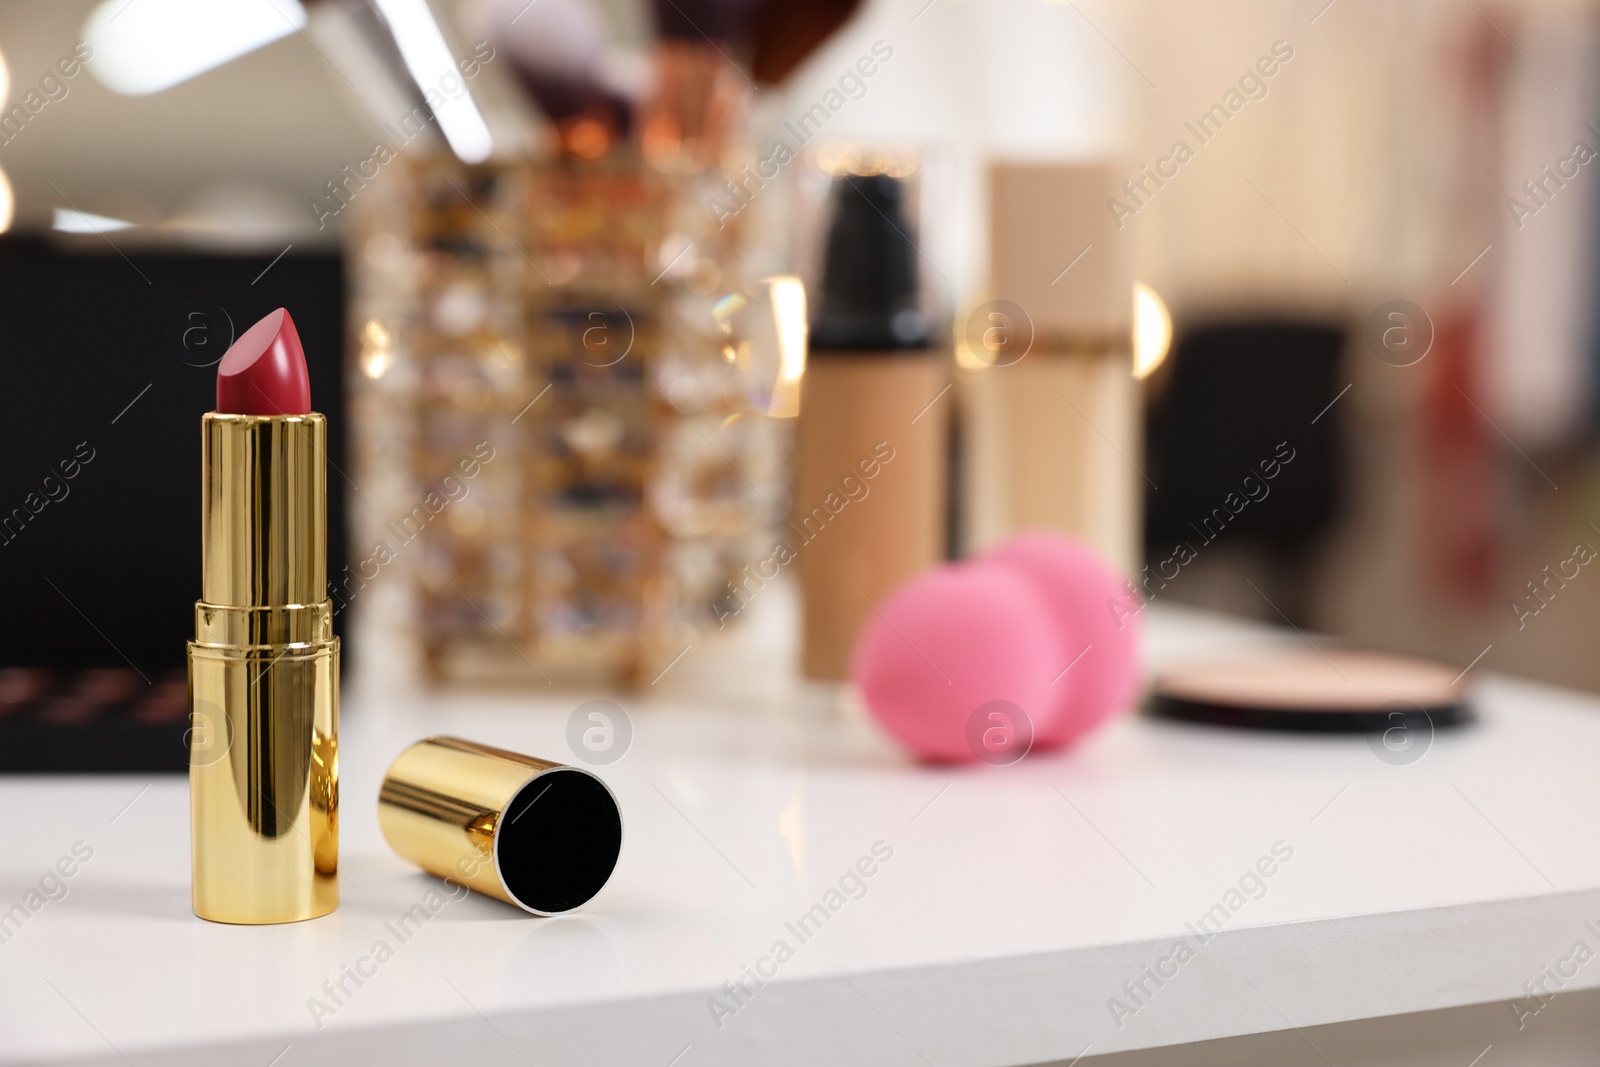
0,667 -> 190,773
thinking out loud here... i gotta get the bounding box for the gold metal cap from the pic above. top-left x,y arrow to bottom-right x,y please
377,736 -> 622,915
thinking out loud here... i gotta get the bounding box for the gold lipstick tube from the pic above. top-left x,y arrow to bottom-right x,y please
189,413 -> 339,924
378,737 -> 622,914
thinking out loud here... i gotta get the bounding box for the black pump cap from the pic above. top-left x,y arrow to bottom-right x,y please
810,173 -> 929,351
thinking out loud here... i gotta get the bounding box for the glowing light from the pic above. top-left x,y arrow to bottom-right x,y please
360,319 -> 393,379
371,0 -> 493,163
767,275 -> 807,418
1133,283 -> 1172,379
954,332 -> 988,372
360,349 -> 392,379
84,0 -> 306,96
53,208 -> 135,233
815,143 -> 918,178
0,48 -> 10,107
565,119 -> 609,161
0,168 -> 12,234
712,292 -> 749,325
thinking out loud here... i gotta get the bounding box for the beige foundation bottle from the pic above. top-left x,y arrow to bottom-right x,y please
794,172 -> 948,681
962,162 -> 1140,576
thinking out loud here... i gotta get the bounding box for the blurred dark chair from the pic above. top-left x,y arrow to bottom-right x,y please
1143,320 -> 1348,623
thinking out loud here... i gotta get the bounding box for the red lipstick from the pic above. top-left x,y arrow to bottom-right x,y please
215,307 -> 312,415
190,308 -> 339,924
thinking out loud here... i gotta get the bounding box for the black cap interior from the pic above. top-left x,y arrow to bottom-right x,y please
810,172 -> 928,351
497,768 -> 622,914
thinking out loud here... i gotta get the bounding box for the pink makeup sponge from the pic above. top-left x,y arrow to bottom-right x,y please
985,533 -> 1141,749
850,561 -> 1064,763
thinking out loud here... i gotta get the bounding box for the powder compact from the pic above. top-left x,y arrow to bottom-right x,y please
1149,650 -> 1472,731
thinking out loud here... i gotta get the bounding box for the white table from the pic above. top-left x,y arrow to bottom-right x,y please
5,593 -> 1600,1066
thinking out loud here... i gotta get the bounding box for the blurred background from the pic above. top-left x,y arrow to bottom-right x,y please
3,0 -> 1599,770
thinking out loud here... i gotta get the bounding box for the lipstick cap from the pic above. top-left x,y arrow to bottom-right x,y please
378,736 -> 622,914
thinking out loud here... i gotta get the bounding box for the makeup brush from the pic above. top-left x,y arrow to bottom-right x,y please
485,0 -> 642,158
750,0 -> 862,86
651,0 -> 767,47
640,0 -> 767,165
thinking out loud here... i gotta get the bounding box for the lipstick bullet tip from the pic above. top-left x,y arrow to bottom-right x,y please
216,308 -> 312,416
